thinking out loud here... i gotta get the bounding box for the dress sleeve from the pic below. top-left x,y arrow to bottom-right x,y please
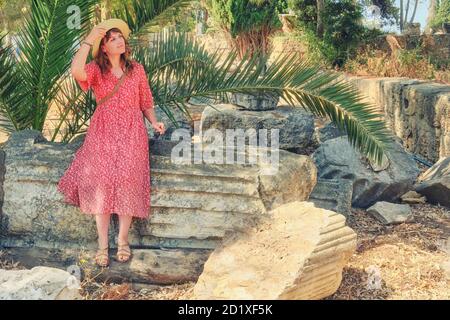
138,64 -> 155,111
76,61 -> 99,92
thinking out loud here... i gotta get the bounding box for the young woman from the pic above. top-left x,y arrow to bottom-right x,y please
57,19 -> 165,267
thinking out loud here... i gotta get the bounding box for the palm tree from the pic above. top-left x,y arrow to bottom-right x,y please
0,0 -> 98,139
0,0 -> 393,165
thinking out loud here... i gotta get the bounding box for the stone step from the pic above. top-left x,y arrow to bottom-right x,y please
139,208 -> 255,239
2,246 -> 211,286
151,190 -> 266,215
152,172 -> 259,197
150,153 -> 262,181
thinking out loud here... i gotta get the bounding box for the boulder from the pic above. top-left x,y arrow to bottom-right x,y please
4,246 -> 211,286
315,122 -> 346,144
415,157 -> 450,207
366,201 -> 412,225
227,92 -> 279,111
309,178 -> 353,216
0,129 -> 318,286
257,150 -> 317,211
0,266 -> 82,300
192,201 -> 357,300
312,136 -> 420,208
200,104 -> 315,154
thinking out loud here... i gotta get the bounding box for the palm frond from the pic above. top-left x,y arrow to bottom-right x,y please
0,32 -> 23,134
51,74 -> 96,143
113,0 -> 194,38
0,0 -> 98,134
134,30 -> 393,164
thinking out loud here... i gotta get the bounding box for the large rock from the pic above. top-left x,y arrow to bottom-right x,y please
415,157 -> 450,207
367,201 -> 412,225
312,136 -> 420,208
0,129 -> 317,286
227,92 -> 280,111
257,150 -> 317,211
1,129 -> 98,245
309,178 -> 353,216
0,266 -> 82,300
200,104 -> 315,154
4,246 -> 211,286
192,201 -> 357,300
314,122 -> 346,144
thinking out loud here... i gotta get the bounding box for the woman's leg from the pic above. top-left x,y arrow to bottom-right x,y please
95,213 -> 111,248
117,215 -> 133,262
118,215 -> 133,244
94,213 -> 111,266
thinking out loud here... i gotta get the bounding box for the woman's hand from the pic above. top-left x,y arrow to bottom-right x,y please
85,26 -> 107,44
71,26 -> 107,82
152,122 -> 166,135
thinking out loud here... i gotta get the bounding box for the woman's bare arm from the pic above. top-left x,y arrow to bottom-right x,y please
143,107 -> 157,125
71,26 -> 107,82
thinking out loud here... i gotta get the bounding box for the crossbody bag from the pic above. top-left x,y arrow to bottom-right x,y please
96,69 -> 128,106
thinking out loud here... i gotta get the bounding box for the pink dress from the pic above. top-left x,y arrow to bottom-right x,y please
57,60 -> 155,219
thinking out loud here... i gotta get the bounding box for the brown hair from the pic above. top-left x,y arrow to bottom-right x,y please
94,27 -> 135,76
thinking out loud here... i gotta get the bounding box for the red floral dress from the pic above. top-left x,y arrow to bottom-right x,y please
57,60 -> 155,219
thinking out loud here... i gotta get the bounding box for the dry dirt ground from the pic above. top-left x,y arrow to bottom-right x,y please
1,204 -> 448,300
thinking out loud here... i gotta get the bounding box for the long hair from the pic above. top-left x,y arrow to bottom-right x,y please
94,27 -> 135,76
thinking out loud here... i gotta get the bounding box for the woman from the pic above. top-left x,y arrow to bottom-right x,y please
57,19 -> 165,267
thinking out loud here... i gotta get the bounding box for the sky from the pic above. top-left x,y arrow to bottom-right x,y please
396,0 -> 430,31
378,0 -> 430,33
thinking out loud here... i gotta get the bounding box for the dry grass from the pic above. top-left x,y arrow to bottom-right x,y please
343,46 -> 450,85
77,281 -> 196,300
0,250 -> 27,271
328,204 -> 450,300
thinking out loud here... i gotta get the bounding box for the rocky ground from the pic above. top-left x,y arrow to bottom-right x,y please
1,203 -> 448,300
328,204 -> 449,300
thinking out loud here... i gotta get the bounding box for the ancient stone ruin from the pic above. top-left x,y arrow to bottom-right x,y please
1,72 -> 449,299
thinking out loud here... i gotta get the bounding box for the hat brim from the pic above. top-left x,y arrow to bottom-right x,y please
91,18 -> 131,58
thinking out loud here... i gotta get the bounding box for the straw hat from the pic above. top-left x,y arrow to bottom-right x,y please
91,18 -> 131,58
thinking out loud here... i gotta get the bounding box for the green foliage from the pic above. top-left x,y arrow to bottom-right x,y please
287,0 -> 318,31
0,0 -> 98,136
289,0 -> 383,67
431,0 -> 450,30
0,0 -> 30,32
208,0 -> 288,37
112,0 -> 203,35
132,32 -> 393,164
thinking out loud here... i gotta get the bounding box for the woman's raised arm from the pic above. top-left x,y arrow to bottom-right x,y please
71,26 -> 107,82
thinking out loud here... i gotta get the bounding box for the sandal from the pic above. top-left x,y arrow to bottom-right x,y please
116,242 -> 132,263
94,246 -> 110,267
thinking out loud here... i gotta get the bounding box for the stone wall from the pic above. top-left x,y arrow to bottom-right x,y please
343,75 -> 450,162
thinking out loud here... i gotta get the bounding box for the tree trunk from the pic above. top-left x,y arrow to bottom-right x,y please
316,0 -> 324,38
400,0 -> 404,32
405,0 -> 410,25
409,0 -> 419,23
425,0 -> 437,33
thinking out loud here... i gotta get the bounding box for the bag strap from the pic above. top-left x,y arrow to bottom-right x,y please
96,69 -> 128,106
